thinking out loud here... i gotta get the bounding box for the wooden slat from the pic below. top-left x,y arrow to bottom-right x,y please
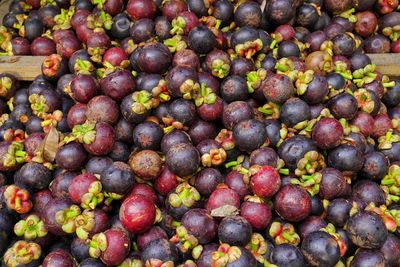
367,53 -> 400,79
0,56 -> 45,80
0,54 -> 399,81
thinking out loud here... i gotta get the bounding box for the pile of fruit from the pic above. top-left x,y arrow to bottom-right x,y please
1,0 -> 400,266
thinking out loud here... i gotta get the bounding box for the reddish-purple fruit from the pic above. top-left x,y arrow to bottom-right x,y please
274,185 -> 312,222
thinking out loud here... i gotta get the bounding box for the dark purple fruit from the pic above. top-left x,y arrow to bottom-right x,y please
301,231 -> 340,267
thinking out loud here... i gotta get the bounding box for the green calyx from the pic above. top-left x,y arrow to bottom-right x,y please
118,258 -> 145,267
382,25 -> 400,42
74,58 -> 95,75
0,76 -> 12,97
0,26 -> 13,55
14,215 -> 48,240
258,102 -> 280,119
290,172 -> 323,196
334,60 -> 353,80
269,221 -> 300,246
352,64 -> 377,87
4,241 -> 41,267
29,94 -> 49,119
246,233 -> 270,265
81,181 -> 104,209
91,0 -> 106,10
338,8 -> 357,22
55,204 -> 82,233
295,150 -> 326,176
163,35 -> 187,53
378,131 -> 400,150
211,58 -> 230,79
65,121 -> 97,144
131,90 -> 154,114
381,164 -> 400,205
211,243 -> 242,266
170,226 -> 199,253
246,68 -> 267,93
170,16 -> 186,36
53,7 -> 73,30
275,58 -> 298,81
195,83 -> 217,107
104,192 -> 123,206
179,79 -> 200,100
86,11 -> 112,31
295,70 -> 314,95
235,38 -> 263,59
215,129 -> 235,151
89,232 -> 107,258
168,183 -> 200,208
4,141 -> 26,167
75,209 -> 96,239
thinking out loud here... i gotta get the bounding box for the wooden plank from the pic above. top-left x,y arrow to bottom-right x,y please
0,53 -> 398,81
367,53 -> 400,79
0,56 -> 45,80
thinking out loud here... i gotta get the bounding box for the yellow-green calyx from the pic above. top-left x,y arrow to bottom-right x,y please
53,7 -> 74,30
170,225 -> 200,253
334,60 -> 352,80
378,131 -> 400,150
74,58 -> 95,75
195,83 -> 217,107
168,183 -> 201,208
382,25 -> 400,42
29,94 -> 49,119
131,90 -> 155,114
64,121 -> 97,144
295,150 -> 326,176
179,79 -> 200,100
275,58 -> 298,81
211,243 -> 242,266
0,76 -> 13,97
14,215 -> 48,240
352,64 -> 377,87
170,16 -> 186,35
381,164 -> 400,205
89,232 -> 108,258
86,11 -> 112,31
55,204 -> 82,234
365,203 -> 398,232
81,181 -> 104,209
211,58 -> 230,79
295,70 -> 315,95
4,185 -> 32,214
3,141 -> 27,167
258,102 -> 280,119
0,26 -> 13,55
118,258 -> 145,267
269,221 -> 300,246
246,68 -> 267,93
152,79 -> 170,103
4,241 -> 41,267
291,172 -> 323,196
246,233 -> 273,265
75,209 -> 96,239
164,35 -> 187,53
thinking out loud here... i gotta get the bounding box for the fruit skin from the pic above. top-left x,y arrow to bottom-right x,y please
312,118 -> 344,149
274,185 -> 312,222
278,135 -> 318,171
141,238 -> 179,264
350,249 -> 388,267
270,244 -> 306,267
240,199 -> 271,230
119,194 -> 156,234
346,211 -> 388,249
100,228 -> 131,266
218,215 -> 252,246
301,231 -> 340,267
233,119 -> 267,152
166,143 -> 200,178
42,249 -> 77,267
100,161 -> 135,196
83,122 -> 115,156
250,166 -> 281,198
181,208 -> 217,244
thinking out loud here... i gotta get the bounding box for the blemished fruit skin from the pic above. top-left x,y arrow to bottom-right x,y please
2,0 -> 400,265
